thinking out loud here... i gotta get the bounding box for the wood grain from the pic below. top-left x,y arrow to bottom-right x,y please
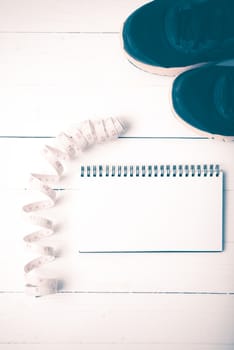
0,0 -> 233,347
0,0 -> 146,32
1,138 -> 234,189
1,346 -> 234,350
0,294 -> 233,345
0,33 -> 178,137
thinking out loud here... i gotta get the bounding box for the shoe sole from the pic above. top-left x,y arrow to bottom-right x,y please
123,50 -> 207,76
169,83 -> 234,142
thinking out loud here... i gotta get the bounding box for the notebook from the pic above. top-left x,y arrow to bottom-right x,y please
77,164 -> 223,252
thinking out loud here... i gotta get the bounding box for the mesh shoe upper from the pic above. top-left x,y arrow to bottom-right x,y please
172,64 -> 234,136
123,0 -> 234,68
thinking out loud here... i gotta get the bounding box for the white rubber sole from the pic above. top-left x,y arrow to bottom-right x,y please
169,83 -> 234,142
123,50 -> 207,77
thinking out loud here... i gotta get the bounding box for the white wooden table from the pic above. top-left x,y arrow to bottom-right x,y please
0,1 -> 233,349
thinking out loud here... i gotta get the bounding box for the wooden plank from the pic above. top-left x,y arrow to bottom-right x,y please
0,0 -> 146,32
0,33 -> 202,137
1,187 -> 233,291
1,3 -> 233,349
0,84 -> 184,138
1,346 -> 234,350
0,33 -> 169,90
1,34 -> 233,138
0,294 -> 233,344
0,138 -> 233,189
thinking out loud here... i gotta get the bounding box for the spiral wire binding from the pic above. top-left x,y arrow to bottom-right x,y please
80,164 -> 220,177
22,118 -> 126,297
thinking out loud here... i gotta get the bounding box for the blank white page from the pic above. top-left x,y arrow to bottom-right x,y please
77,165 -> 223,252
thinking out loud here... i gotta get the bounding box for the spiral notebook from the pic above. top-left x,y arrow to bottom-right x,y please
77,164 -> 223,252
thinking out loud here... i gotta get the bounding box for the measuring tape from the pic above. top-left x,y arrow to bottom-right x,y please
22,118 -> 126,297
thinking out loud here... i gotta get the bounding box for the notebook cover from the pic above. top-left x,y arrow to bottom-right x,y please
76,165 -> 223,252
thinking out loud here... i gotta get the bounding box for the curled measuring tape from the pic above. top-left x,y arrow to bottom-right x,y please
22,117 -> 126,297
